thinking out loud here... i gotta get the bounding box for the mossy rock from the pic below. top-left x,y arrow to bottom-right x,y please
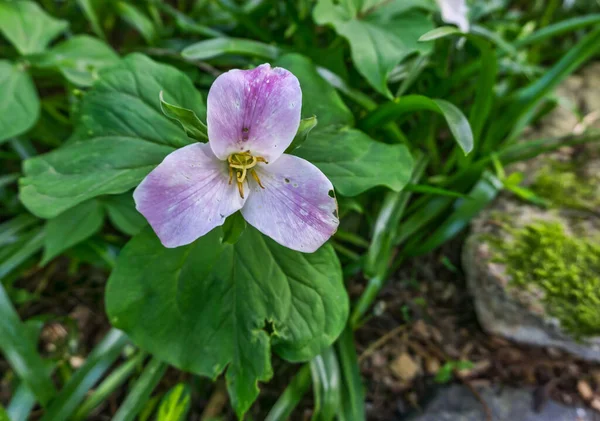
463,66 -> 600,360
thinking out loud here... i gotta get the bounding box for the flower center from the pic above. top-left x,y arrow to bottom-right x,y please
227,152 -> 267,198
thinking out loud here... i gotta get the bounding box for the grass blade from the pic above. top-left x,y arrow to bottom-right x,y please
7,382 -> 36,421
72,351 -> 147,421
0,283 -> 56,406
40,329 -> 129,421
265,365 -> 311,421
310,347 -> 341,421
336,326 -> 365,421
112,357 -> 167,421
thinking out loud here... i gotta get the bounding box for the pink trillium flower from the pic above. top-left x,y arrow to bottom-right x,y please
134,64 -> 339,253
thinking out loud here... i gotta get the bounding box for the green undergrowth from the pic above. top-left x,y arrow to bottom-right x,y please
497,220 -> 600,338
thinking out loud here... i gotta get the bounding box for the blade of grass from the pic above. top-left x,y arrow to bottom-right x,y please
310,347 -> 341,421
112,357 -> 167,421
264,365 -> 311,421
336,326 -> 365,421
40,329 -> 129,421
0,283 -> 56,406
72,351 -> 147,421
7,382 -> 36,421
515,14 -> 600,48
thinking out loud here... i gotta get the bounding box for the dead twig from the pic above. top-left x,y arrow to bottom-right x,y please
358,324 -> 407,363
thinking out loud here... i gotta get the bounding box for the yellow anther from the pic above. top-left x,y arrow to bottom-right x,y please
228,152 -> 267,198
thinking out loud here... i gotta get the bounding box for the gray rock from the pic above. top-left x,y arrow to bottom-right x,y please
406,385 -> 599,421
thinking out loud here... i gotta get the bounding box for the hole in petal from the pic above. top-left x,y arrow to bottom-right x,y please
284,178 -> 290,183
328,189 -> 335,198
332,209 -> 339,218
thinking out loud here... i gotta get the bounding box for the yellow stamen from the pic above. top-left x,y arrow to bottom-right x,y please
251,169 -> 265,189
227,151 -> 267,198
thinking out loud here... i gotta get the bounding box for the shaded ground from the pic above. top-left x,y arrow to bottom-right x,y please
2,235 -> 600,420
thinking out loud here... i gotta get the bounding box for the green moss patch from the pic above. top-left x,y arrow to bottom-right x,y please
533,162 -> 600,210
499,221 -> 600,338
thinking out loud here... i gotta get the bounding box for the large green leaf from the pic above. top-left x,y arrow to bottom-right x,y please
0,61 -> 39,144
42,199 -> 104,265
313,0 -> 433,97
294,127 -> 413,196
106,226 -> 348,418
35,35 -> 119,86
0,1 -> 68,55
20,54 -> 206,219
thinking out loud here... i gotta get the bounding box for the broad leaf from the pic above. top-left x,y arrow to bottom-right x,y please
35,35 -> 119,86
115,2 -> 156,44
102,193 -> 146,236
106,226 -> 348,418
313,0 -> 433,97
0,1 -> 68,55
294,127 -> 414,197
42,199 -> 104,265
20,53 -> 206,219
0,61 -> 39,144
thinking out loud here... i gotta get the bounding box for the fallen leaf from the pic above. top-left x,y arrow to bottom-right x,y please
390,352 -> 420,382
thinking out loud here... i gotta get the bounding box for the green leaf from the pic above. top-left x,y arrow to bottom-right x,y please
115,2 -> 156,44
286,116 -> 317,153
155,383 -> 191,421
0,61 -> 40,144
222,212 -> 246,245
0,1 -> 68,55
102,193 -> 146,236
360,95 -> 474,155
418,26 -> 461,41
0,283 -> 56,406
310,347 -> 341,421
112,358 -> 167,421
515,14 -> 600,48
20,53 -> 206,219
106,226 -> 348,418
182,37 -> 280,61
293,127 -> 414,196
42,199 -> 104,265
275,54 -> 354,128
159,91 -> 207,141
313,0 -> 433,97
40,329 -> 129,421
35,35 -> 119,86
0,404 -> 8,421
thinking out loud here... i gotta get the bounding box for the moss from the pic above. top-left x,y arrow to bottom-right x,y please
532,161 -> 600,210
498,221 -> 600,338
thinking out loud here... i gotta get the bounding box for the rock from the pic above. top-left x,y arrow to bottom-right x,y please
405,385 -> 596,421
390,352 -> 421,382
463,67 -> 600,362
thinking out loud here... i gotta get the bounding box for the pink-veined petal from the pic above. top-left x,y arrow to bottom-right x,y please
207,63 -> 302,163
241,154 -> 338,253
133,143 -> 245,248
436,0 -> 469,32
